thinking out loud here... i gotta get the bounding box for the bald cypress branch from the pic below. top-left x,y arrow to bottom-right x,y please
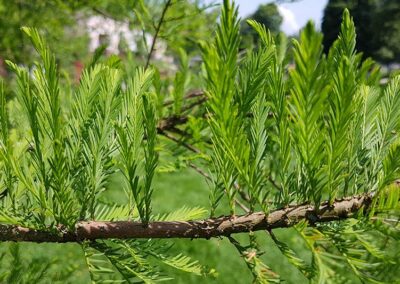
0,193 -> 373,243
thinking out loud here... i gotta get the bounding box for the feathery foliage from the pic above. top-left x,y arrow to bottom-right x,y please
200,3 -> 400,282
0,1 -> 399,283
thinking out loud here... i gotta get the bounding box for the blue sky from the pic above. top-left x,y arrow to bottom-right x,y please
205,0 -> 329,35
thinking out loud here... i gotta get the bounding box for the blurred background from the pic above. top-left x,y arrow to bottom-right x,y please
1,0 -> 399,82
0,0 -> 399,283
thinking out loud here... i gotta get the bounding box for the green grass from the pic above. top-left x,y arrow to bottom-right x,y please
0,169 -> 307,283
150,169 -> 307,283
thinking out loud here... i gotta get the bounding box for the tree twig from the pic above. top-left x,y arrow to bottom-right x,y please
145,0 -> 173,70
268,176 -> 282,192
181,96 -> 208,112
157,114 -> 189,133
160,130 -> 251,209
160,130 -> 201,153
163,90 -> 205,107
0,193 -> 374,243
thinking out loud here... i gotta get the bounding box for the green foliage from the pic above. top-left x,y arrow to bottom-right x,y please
289,21 -> 328,207
0,27 -> 203,282
116,67 -> 156,224
240,3 -> 283,48
201,0 -> 244,215
200,3 -> 400,283
172,49 -> 190,114
294,218 -> 400,283
0,1 -> 399,283
229,236 -> 281,283
0,243 -> 75,283
84,238 -> 210,283
269,231 -> 312,279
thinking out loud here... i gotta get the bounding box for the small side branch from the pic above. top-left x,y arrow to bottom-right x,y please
157,115 -> 189,133
145,0 -> 173,69
0,193 -> 373,243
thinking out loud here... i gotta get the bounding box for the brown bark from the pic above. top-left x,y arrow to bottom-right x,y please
0,194 -> 373,243
157,115 -> 189,133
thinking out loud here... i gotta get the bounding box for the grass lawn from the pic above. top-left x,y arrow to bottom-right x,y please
0,169 -> 307,283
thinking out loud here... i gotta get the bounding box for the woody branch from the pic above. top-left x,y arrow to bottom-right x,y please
0,193 -> 373,243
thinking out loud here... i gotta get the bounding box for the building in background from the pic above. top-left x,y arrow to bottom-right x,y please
85,15 -> 174,64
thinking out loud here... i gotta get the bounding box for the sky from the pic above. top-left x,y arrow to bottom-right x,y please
205,0 -> 329,35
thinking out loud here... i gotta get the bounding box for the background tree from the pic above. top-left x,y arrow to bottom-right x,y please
374,0 -> 400,62
0,0 -> 217,78
240,3 -> 283,48
322,0 -> 400,63
0,0 -> 90,67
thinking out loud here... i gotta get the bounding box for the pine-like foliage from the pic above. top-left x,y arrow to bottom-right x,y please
200,2 -> 400,283
0,0 -> 399,283
0,27 -> 208,283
